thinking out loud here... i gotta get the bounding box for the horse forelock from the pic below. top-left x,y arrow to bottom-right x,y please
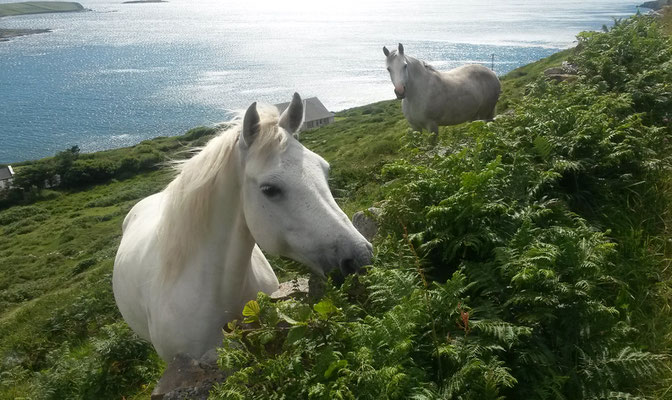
158,105 -> 287,281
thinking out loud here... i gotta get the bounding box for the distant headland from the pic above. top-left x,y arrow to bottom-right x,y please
122,0 -> 167,4
639,0 -> 672,11
0,1 -> 85,42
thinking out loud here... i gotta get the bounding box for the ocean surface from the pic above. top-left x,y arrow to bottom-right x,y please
0,0 -> 642,163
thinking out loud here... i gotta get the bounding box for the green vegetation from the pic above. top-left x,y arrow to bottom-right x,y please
0,1 -> 84,18
497,48 -> 571,112
1,12 -> 671,400
0,102 -> 405,400
212,15 -> 672,399
661,5 -> 672,35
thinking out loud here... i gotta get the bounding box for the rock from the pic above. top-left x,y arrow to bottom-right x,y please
151,352 -> 228,400
270,278 -> 309,301
543,62 -> 579,83
546,74 -> 578,83
561,61 -> 579,74
199,348 -> 219,368
543,67 -> 565,76
352,207 -> 382,242
543,63 -> 579,83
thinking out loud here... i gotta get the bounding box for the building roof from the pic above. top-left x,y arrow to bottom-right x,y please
0,165 -> 13,181
275,97 -> 334,123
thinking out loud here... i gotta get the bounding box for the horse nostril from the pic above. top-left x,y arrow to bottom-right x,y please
339,258 -> 358,276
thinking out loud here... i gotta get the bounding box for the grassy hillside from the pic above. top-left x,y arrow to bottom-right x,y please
0,101 -> 407,400
1,13 -> 671,400
0,1 -> 84,18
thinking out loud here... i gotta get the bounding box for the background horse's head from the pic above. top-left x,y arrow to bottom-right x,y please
239,93 -> 373,276
383,43 -> 408,99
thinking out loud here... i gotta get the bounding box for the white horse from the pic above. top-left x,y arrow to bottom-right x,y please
383,43 -> 501,134
113,93 -> 372,361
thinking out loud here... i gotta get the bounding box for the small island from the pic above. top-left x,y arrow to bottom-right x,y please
0,1 -> 84,42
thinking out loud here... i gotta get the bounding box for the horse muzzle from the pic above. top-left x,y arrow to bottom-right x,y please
338,241 -> 373,276
394,88 -> 406,99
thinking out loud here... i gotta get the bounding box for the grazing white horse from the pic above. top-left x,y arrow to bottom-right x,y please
113,93 -> 373,361
383,43 -> 501,134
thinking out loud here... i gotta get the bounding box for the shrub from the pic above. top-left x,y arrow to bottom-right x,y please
214,15 -> 672,399
62,159 -> 119,187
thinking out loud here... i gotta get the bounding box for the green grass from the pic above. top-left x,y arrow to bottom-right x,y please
0,172 -> 171,399
0,1 -> 84,18
0,101 -> 409,399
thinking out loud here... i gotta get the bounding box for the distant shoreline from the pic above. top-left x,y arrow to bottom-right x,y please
639,0 -> 671,11
0,28 -> 50,42
0,1 -> 84,42
123,0 -> 167,4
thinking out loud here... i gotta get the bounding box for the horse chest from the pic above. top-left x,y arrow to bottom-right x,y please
401,99 -> 425,129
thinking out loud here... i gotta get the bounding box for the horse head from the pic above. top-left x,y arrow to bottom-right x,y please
238,93 -> 373,277
383,43 -> 408,99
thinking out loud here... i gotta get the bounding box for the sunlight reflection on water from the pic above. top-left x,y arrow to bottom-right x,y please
0,0 -> 640,162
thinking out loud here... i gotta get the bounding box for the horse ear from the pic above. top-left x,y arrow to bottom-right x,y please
241,102 -> 260,149
278,92 -> 303,134
383,46 -> 390,57
398,43 -> 404,55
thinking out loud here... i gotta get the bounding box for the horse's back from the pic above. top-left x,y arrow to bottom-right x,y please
440,64 -> 501,121
445,64 -> 500,94
113,192 -> 164,341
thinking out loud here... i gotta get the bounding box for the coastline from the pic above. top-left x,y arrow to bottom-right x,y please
122,0 -> 167,3
0,1 -> 84,42
0,28 -> 50,42
0,1 -> 645,163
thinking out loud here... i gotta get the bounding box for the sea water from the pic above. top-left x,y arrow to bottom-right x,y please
0,0 -> 641,162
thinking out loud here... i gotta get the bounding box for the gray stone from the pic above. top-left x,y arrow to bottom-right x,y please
352,207 -> 382,242
199,348 -> 219,368
546,74 -> 578,83
543,67 -> 565,76
151,352 -> 228,400
543,62 -> 579,83
561,61 -> 579,74
270,278 -> 309,301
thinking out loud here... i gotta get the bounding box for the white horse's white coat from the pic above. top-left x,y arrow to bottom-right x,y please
113,93 -> 372,361
384,43 -> 501,133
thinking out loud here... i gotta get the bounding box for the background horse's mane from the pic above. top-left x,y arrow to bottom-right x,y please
157,104 -> 287,280
389,50 -> 438,73
421,60 -> 438,72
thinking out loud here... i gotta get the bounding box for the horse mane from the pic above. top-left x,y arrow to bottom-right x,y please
390,50 -> 439,73
157,104 -> 287,280
422,60 -> 438,72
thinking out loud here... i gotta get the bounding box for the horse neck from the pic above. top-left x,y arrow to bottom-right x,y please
203,148 -> 255,284
161,139 -> 256,292
405,56 -> 434,98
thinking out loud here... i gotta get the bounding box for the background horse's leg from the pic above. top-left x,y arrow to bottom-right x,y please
428,121 -> 439,144
410,123 -> 423,132
482,104 -> 497,121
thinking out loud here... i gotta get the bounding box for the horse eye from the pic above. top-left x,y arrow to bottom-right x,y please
260,184 -> 282,198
